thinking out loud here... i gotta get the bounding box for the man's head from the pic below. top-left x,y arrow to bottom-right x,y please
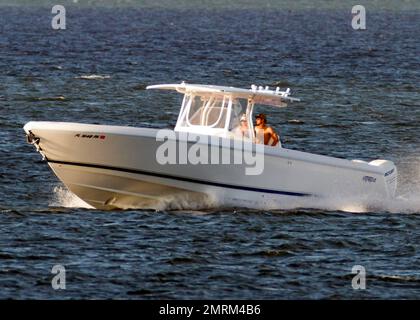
255,113 -> 267,125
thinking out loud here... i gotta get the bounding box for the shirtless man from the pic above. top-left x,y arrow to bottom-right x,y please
254,113 -> 280,147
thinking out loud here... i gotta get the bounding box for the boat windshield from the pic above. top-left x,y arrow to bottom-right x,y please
181,94 -> 228,128
175,93 -> 253,138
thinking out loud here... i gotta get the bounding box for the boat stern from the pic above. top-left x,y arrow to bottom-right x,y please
369,159 -> 398,198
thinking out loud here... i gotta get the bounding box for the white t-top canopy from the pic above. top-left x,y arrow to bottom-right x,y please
146,82 -> 300,107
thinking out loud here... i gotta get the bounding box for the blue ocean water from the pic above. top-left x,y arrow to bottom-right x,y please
0,2 -> 419,299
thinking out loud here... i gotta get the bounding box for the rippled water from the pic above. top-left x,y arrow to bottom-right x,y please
0,2 -> 419,299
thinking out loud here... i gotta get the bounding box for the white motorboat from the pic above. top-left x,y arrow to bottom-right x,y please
24,82 -> 397,210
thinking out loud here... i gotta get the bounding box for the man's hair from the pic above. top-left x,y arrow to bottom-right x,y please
255,113 -> 267,123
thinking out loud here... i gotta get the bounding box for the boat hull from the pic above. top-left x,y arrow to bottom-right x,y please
24,121 -> 398,210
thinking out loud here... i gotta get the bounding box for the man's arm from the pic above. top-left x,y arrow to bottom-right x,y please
267,127 -> 279,146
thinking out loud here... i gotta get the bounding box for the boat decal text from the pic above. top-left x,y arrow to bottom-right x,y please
74,134 -> 106,140
362,176 -> 376,183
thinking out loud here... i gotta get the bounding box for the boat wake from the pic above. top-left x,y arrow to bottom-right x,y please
49,185 -> 219,211
277,193 -> 420,214
138,192 -> 221,212
49,184 -> 420,214
75,74 -> 111,80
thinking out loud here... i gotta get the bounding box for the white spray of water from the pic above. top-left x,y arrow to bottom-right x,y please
110,191 -> 221,212
152,192 -> 221,211
51,186 -> 93,209
386,155 -> 420,214
50,185 -> 219,211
